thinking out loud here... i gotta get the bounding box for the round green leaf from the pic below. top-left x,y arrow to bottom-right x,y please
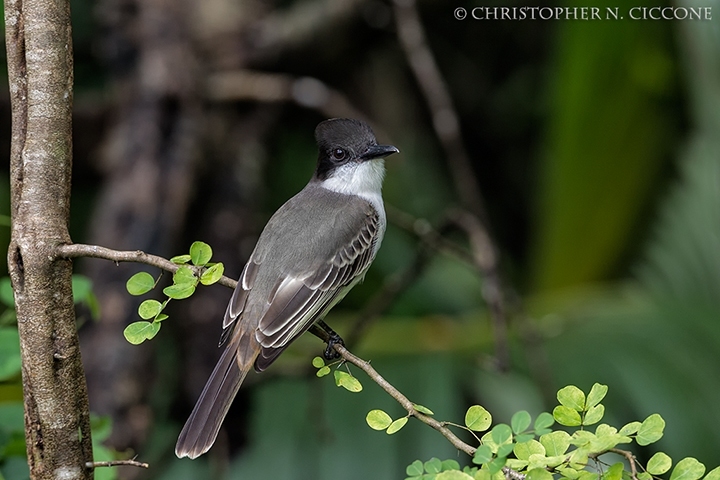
138,299 -> 163,320
163,283 -> 196,300
126,272 -> 155,295
540,430 -> 571,456
173,266 -> 197,285
514,434 -> 535,443
534,412 -> 555,431
703,466 -> 720,480
465,405 -> 492,431
586,383 -> 608,409
436,471 -> 474,480
312,356 -> 325,368
513,440 -> 545,461
603,462 -> 624,480
472,445 -> 493,464
553,405 -> 582,426
582,404 -> 605,425
200,263 -> 225,285
190,241 -> 213,266
559,468 -> 580,479
414,403 -> 435,415
647,452 -> 673,475
316,366 -> 331,377
557,385 -> 585,411
670,458 -> 705,480
0,327 -> 21,381
386,417 -> 408,434
511,410 -> 531,434
636,413 -> 665,446
155,313 -> 169,322
123,321 -> 161,345
441,459 -> 460,471
334,370 -> 362,392
406,460 -> 424,476
425,458 -> 443,474
487,457 -> 507,475
0,277 -> 15,307
170,254 -> 192,264
638,473 -> 653,480
619,421 -> 642,435
366,410 -> 392,430
527,468 -> 554,480
491,424 -> 513,446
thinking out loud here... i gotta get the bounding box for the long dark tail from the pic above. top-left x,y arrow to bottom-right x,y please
175,333 -> 259,459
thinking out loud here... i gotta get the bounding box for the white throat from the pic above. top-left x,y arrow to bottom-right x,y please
320,159 -> 385,203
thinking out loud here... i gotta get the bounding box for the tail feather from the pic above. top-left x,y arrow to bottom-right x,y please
175,333 -> 259,459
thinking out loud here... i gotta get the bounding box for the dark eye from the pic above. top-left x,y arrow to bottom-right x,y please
331,148 -> 346,161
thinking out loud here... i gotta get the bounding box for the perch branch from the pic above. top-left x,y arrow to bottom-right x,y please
55,243 -> 238,289
86,459 -> 149,469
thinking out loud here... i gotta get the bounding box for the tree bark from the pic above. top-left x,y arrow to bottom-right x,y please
4,0 -> 94,478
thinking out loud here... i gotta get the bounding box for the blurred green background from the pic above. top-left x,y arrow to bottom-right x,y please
1,0 -> 719,478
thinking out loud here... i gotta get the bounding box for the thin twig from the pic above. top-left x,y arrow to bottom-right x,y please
85,459 -> 149,469
55,243 -> 238,289
333,343 -> 476,456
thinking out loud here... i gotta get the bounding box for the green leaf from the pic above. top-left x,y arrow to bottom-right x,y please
441,460 -> 461,471
436,472 -> 474,480
559,468 -> 580,479
553,405 -> 582,426
619,421 -> 642,435
704,467 -> 720,480
170,254 -> 192,264
534,412 -> 555,431
586,383 -> 608,409
557,385 -> 585,411
487,457 -> 506,475
473,469 -> 491,480
366,410 -> 392,430
603,462 -> 623,480
163,283 -> 196,300
583,404 -> 605,425
71,275 -> 93,303
491,424 -> 513,446
0,327 -> 22,381
670,458 -> 705,480
123,321 -> 161,344
190,241 -> 213,266
472,445 -> 493,464
496,443 -> 514,458
155,313 -> 169,322
0,277 -> 15,307
527,468 -> 554,480
126,272 -> 155,295
138,299 -> 163,320
387,417 -> 408,434
425,458 -> 443,474
513,440 -> 545,461
514,434 -> 534,444
414,404 -> 435,415
638,473 -> 653,480
316,366 -> 331,377
200,263 -> 225,285
312,356 -> 325,368
511,410 -> 532,434
173,266 -> 197,285
407,460 -> 424,476
647,452 -> 673,475
540,430 -> 571,456
636,413 -> 665,446
334,370 -> 362,392
465,405 -> 492,431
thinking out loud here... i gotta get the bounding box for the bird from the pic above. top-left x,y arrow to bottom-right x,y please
175,118 -> 399,459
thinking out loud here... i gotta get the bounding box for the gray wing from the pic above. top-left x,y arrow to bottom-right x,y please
220,189 -> 383,372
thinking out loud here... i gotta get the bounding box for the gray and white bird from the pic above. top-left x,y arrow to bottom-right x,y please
175,118 -> 399,459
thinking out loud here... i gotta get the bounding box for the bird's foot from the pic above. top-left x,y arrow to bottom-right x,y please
323,332 -> 345,360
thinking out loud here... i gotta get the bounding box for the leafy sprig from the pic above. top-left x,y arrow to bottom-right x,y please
123,241 -> 224,344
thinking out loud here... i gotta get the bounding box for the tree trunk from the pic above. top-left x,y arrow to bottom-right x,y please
4,0 -> 94,478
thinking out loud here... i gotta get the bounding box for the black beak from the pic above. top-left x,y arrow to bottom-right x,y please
361,144 -> 400,161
